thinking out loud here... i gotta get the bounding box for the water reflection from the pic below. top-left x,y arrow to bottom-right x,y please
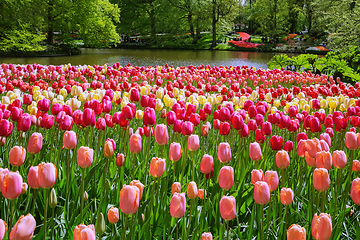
0,48 -> 296,69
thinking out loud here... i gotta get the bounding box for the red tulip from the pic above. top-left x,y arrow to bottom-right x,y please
270,135 -> 283,150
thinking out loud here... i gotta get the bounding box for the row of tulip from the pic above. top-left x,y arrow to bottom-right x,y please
0,62 -> 359,240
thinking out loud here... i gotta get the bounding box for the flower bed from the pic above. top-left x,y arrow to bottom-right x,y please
0,62 -> 359,239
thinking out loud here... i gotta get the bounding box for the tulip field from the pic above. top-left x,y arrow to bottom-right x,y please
0,62 -> 360,240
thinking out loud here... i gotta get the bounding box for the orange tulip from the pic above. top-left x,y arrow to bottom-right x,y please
315,151 -> 332,170
287,224 -> 306,240
171,182 -> 181,194
107,207 -> 119,224
198,189 -> 206,199
73,224 -> 96,240
149,157 -> 166,178
280,188 -> 294,205
251,169 -> 263,185
353,160 -> 360,172
276,150 -> 290,169
313,168 -> 330,191
10,214 -> 36,240
129,180 -> 144,200
119,185 -> 140,215
187,181 -> 198,199
264,170 -> 279,192
311,213 -> 332,240
305,151 -> 316,167
9,146 -> 26,167
103,139 -> 115,158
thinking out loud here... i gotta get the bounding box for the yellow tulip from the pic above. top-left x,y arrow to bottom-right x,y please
207,96 -> 215,105
303,104 -> 310,112
232,96 -> 240,106
265,93 -> 272,103
173,88 -> 179,97
198,95 -> 206,105
140,86 -> 148,95
216,95 -> 222,104
273,100 -> 280,108
155,99 -> 163,111
136,110 -> 144,120
156,88 -> 164,99
59,89 -> 68,98
320,99 -> 328,109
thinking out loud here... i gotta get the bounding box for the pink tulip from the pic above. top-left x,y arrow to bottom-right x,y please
276,150 -> 290,169
169,142 -> 182,162
201,232 -> 213,240
129,180 -> 144,200
332,150 -> 347,169
200,154 -> 213,174
311,213 -> 332,240
345,131 -> 360,150
218,166 -> 234,189
103,139 -> 115,158
353,160 -> 360,172
264,170 -> 279,192
171,182 -> 181,194
154,124 -> 169,145
1,171 -> 22,199
170,192 -> 186,218
219,196 -> 236,220
129,133 -> 142,153
0,219 -> 6,240
254,181 -> 270,205
28,166 -> 40,189
119,185 -> 140,215
63,131 -> 77,149
187,134 -> 199,151
10,214 -> 36,240
149,157 -> 166,177
350,178 -> 360,205
27,132 -> 43,154
73,224 -> 96,240
249,142 -> 262,161
38,162 -> 57,188
9,146 -> 26,167
218,142 -> 231,163
77,147 -> 94,168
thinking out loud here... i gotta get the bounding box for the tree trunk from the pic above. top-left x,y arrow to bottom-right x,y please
47,0 -> 54,45
187,13 -> 195,40
150,7 -> 156,43
211,0 -> 217,47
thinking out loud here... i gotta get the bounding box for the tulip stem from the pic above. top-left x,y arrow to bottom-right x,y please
176,218 -> 179,240
187,199 -> 194,229
227,220 -> 230,240
173,162 -> 176,183
266,196 -> 272,232
65,149 -> 71,220
44,188 -> 49,240
334,169 -> 341,216
123,215 -> 128,239
9,199 -> 14,239
51,206 -> 55,240
281,168 -> 285,188
145,135 -> 151,184
260,204 -> 264,240
191,151 -> 195,181
81,168 -> 85,221
95,130 -> 103,163
31,188 -> 38,215
283,205 -> 288,240
180,136 -> 189,183
321,191 -> 326,213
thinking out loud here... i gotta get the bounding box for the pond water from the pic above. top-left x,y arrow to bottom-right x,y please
0,48 -> 298,69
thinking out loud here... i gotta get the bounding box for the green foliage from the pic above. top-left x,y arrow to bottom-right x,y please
268,50 -> 360,82
0,30 -> 46,52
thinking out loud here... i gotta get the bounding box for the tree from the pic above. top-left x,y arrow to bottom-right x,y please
210,0 -> 239,47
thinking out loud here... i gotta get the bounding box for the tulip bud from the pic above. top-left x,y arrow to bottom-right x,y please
96,212 -> 105,236
83,191 -> 88,201
116,153 -> 125,167
21,182 -> 28,194
49,188 -> 57,208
